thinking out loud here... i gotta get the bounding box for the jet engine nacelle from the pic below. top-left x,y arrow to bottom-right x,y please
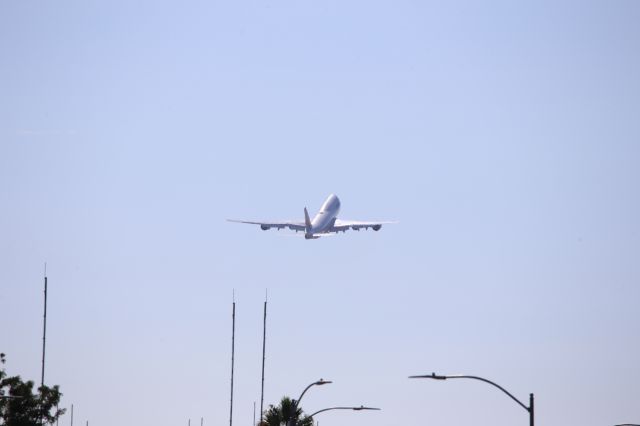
261,225 -> 270,231
372,225 -> 382,231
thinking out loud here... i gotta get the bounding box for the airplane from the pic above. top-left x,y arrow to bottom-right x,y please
228,194 -> 395,239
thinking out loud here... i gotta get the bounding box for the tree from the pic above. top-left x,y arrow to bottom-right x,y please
0,353 -> 65,426
258,397 -> 313,426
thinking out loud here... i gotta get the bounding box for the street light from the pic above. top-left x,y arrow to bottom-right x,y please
288,379 -> 332,426
308,405 -> 381,418
410,372 -> 534,426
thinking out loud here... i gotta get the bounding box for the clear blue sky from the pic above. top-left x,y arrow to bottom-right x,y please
1,1 -> 639,425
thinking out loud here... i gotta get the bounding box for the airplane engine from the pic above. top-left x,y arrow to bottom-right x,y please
372,225 -> 382,231
261,225 -> 270,231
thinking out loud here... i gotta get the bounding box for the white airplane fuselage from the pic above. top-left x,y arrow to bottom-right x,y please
308,194 -> 341,237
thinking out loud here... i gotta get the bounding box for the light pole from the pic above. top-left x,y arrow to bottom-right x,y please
308,406 -> 381,418
410,372 -> 534,426
288,379 -> 332,426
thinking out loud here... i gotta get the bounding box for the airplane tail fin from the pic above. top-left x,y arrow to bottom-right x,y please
304,207 -> 312,233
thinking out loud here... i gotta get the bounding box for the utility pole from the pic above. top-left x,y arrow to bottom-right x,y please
259,292 -> 267,423
41,264 -> 48,388
230,293 -> 236,426
529,393 -> 534,426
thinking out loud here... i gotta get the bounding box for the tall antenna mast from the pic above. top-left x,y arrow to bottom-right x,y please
41,263 -> 48,388
259,290 -> 267,424
229,291 -> 236,426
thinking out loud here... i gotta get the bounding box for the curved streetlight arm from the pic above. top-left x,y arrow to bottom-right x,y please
295,383 -> 317,408
295,380 -> 332,408
289,379 -> 332,426
308,406 -> 381,418
410,373 -> 534,426
449,375 -> 529,412
409,373 -> 530,412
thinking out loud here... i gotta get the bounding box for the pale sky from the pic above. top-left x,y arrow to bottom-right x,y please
1,1 -> 639,425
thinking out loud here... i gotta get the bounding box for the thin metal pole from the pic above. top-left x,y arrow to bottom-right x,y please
253,401 -> 256,426
201,417 -> 203,426
259,294 -> 267,423
41,264 -> 47,388
230,295 -> 236,426
70,404 -> 73,426
530,393 -> 534,426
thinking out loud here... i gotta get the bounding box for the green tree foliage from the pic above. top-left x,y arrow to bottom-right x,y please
258,397 -> 313,426
0,353 -> 65,426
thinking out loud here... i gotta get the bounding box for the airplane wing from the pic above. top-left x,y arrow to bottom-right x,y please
227,219 -> 306,232
331,219 -> 397,232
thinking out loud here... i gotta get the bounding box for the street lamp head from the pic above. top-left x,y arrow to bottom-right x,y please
353,406 -> 381,411
315,379 -> 332,386
409,372 -> 447,380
